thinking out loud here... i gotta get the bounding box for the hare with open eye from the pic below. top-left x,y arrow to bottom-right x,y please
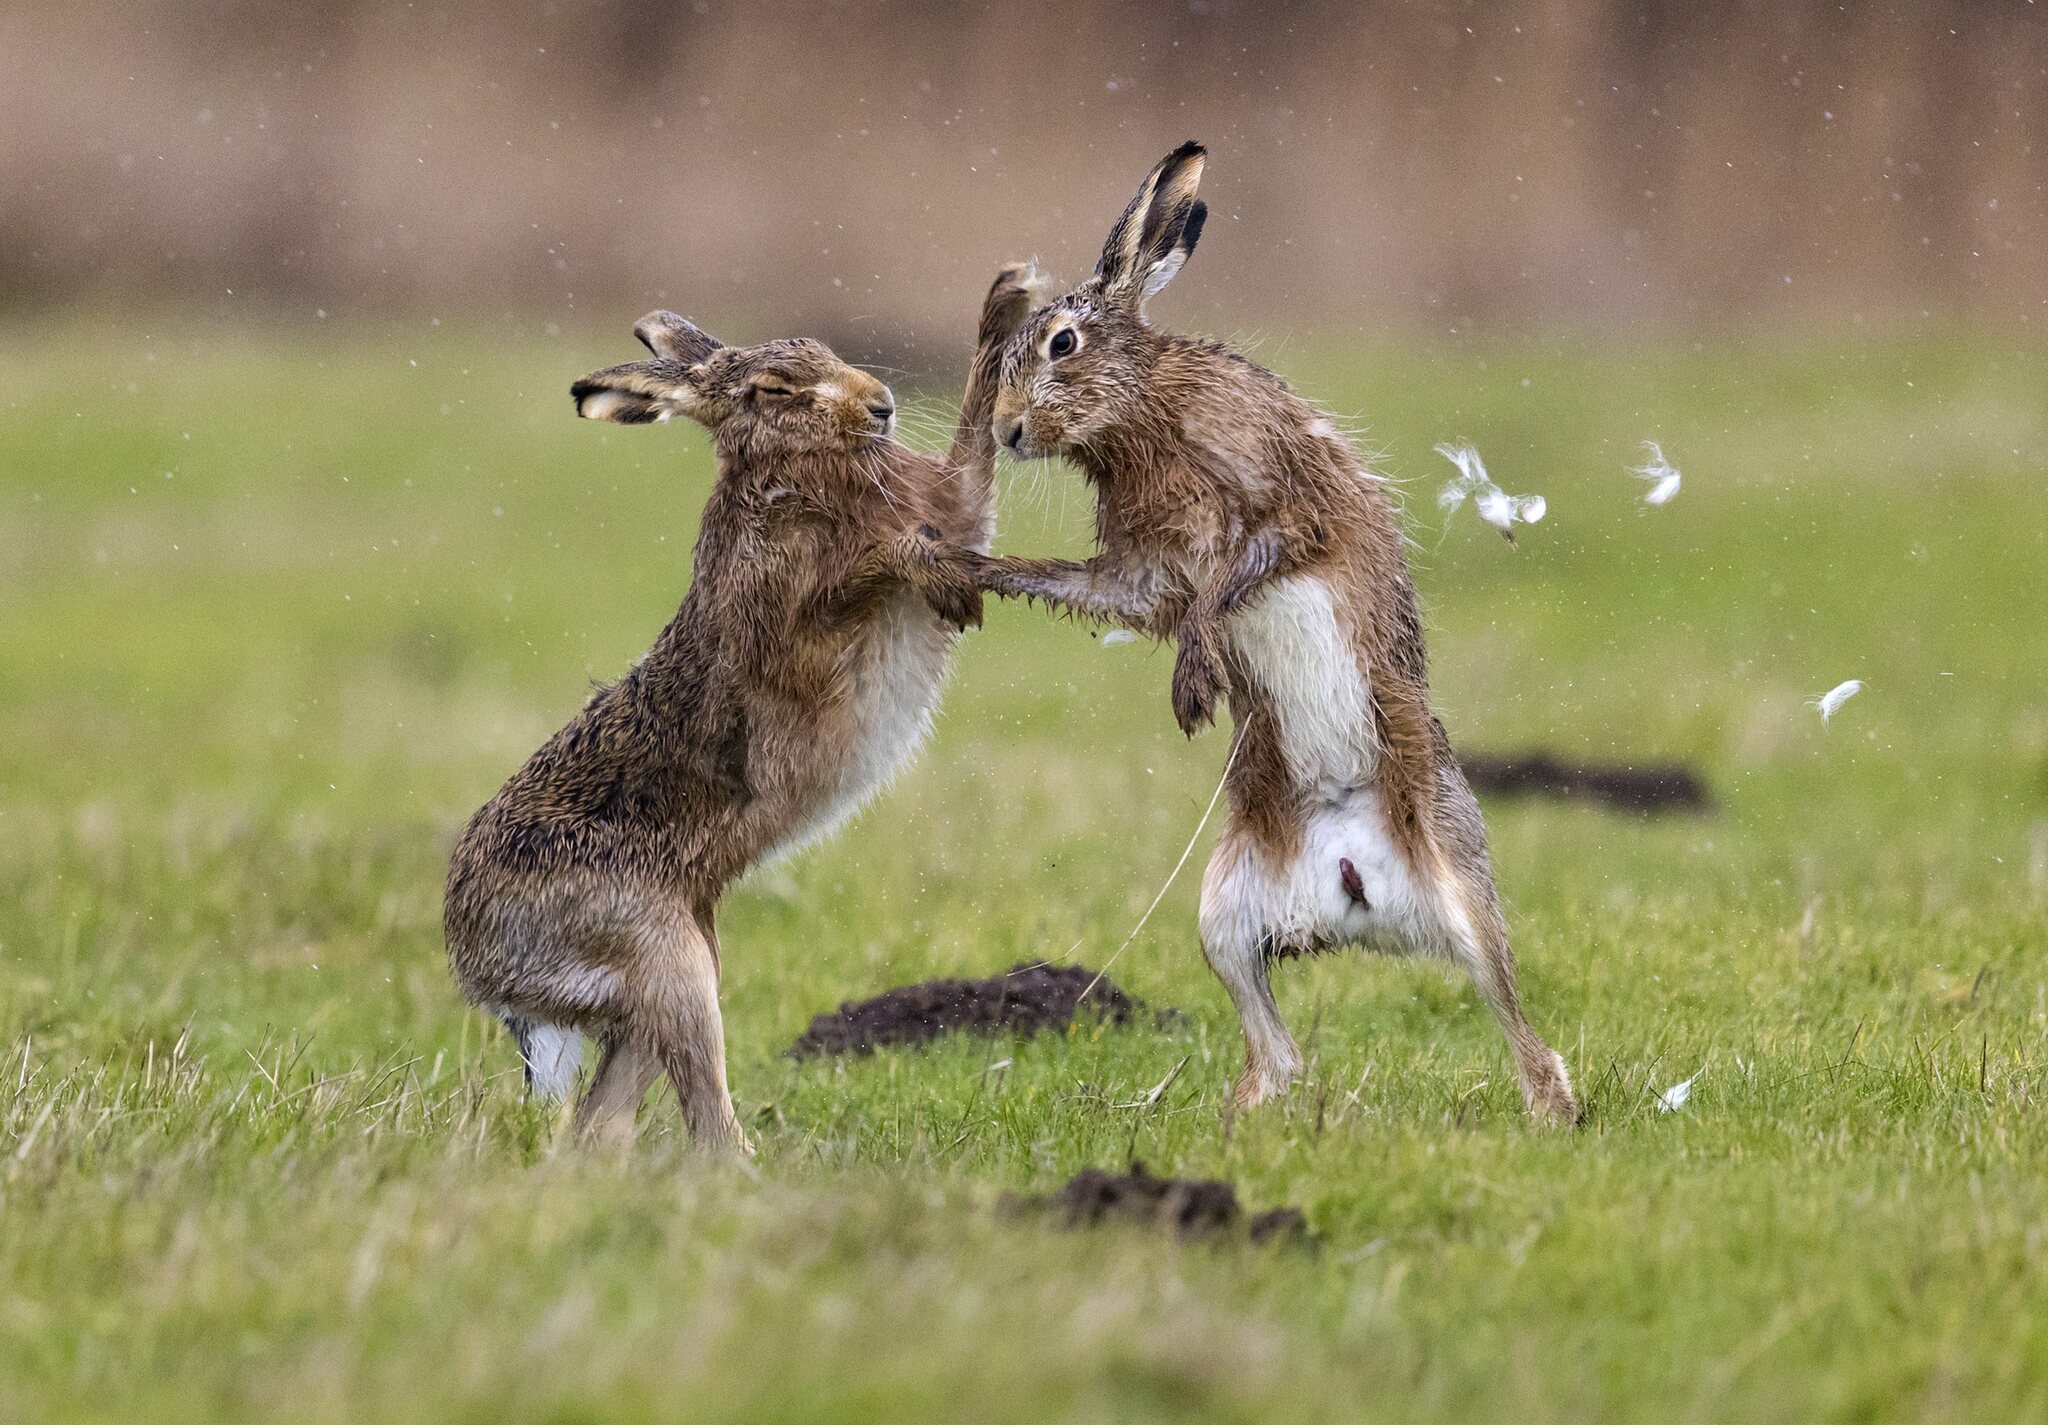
977,145 -> 1576,1123
444,266 -> 1038,1152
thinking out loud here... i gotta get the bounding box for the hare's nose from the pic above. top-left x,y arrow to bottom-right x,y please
997,416 -> 1025,451
867,402 -> 894,425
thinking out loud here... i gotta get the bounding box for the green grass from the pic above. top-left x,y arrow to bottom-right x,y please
3,318 -> 2046,1424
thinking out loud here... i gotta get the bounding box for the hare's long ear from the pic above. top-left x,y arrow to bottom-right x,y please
634,310 -> 723,365
571,362 -> 690,424
572,313 -> 725,424
1095,140 -> 1208,314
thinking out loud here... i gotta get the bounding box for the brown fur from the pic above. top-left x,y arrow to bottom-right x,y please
976,145 -> 1576,1122
444,267 -> 1038,1151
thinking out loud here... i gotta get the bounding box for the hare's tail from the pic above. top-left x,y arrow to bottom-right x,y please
504,1013 -> 586,1101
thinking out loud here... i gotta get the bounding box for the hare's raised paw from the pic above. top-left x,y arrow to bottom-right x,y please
982,262 -> 1045,334
1170,633 -> 1225,737
989,260 -> 1043,299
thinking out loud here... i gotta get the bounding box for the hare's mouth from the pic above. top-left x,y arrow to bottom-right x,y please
997,414 -> 1049,459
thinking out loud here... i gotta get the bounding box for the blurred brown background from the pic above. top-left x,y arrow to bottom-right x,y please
4,0 -> 2041,367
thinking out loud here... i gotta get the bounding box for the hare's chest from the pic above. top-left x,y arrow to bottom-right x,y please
785,588 -> 954,853
845,588 -> 954,773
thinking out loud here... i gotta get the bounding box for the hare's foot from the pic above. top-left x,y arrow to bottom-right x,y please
1231,1043 -> 1304,1112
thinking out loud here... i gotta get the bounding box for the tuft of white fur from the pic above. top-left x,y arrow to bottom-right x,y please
1633,440 -> 1682,506
1809,679 -> 1863,725
1101,629 -> 1139,646
1436,442 -> 1545,542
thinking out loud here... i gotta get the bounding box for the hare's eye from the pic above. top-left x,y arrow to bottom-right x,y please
752,382 -> 795,400
1048,328 -> 1078,360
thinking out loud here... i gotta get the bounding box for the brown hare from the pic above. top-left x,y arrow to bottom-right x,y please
445,266 -> 1038,1152
976,144 -> 1576,1123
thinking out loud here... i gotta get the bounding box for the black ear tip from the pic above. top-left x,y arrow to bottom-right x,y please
1183,200 -> 1209,248
1169,139 -> 1206,163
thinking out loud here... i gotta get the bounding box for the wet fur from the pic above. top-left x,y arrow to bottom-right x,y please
978,145 -> 1576,1121
445,269 -> 1038,1151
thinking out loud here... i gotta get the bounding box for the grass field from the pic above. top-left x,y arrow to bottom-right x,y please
3,319 -> 2046,1423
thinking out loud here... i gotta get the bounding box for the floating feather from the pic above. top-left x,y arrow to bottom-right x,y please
1633,440 -> 1683,506
1809,679 -> 1864,725
1656,1074 -> 1697,1113
1435,442 -> 1545,543
1473,484 -> 1517,538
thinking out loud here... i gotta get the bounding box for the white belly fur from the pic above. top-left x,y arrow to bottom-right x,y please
1212,574 -> 1453,956
1228,574 -> 1377,792
777,587 -> 953,857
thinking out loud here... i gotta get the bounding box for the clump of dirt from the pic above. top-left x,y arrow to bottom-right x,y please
1006,1163 -> 1308,1246
1460,751 -> 1712,814
787,961 -> 1150,1059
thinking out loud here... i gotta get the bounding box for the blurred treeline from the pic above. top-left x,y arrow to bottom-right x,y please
3,0 -> 2040,365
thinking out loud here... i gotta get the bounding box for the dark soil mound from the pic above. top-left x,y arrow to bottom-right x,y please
1460,751 -> 1712,814
787,961 -> 1147,1059
1008,1163 -> 1307,1246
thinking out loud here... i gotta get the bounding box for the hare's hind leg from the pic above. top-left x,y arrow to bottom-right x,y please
1438,884 -> 1575,1123
1198,831 -> 1303,1110
1421,783 -> 1576,1123
631,915 -> 751,1155
572,1034 -> 663,1149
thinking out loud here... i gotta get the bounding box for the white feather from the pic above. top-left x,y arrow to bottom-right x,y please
1656,1073 -> 1697,1113
1474,485 -> 1516,535
1633,440 -> 1682,506
1810,679 -> 1864,724
1435,442 -> 1545,542
1101,629 -> 1139,647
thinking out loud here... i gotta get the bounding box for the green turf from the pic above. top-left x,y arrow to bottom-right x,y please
3,319 -> 2045,1424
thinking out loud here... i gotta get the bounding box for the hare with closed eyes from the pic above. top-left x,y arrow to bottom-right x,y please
976,144 -> 1576,1122
444,265 -> 1038,1152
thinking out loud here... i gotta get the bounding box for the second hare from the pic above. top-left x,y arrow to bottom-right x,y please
980,144 -> 1576,1121
445,267 -> 1036,1152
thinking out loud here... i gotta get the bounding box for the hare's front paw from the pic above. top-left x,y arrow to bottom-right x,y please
1171,631 -> 1226,736
906,530 -> 986,631
926,567 -> 984,632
